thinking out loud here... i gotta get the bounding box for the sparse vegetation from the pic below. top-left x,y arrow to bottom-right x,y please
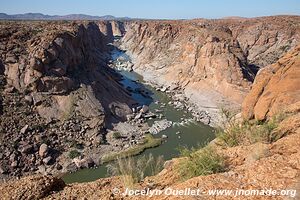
68,149 -> 81,159
177,145 -> 225,180
70,140 -> 84,149
216,108 -> 286,147
31,124 -> 46,132
112,132 -> 122,139
251,143 -> 270,161
107,153 -> 164,188
101,134 -> 162,163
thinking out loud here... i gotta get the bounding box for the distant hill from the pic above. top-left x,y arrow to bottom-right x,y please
0,13 -> 132,20
222,16 -> 248,20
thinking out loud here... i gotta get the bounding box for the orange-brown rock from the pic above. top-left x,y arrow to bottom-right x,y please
1,119 -> 299,200
98,20 -> 125,43
120,16 -> 300,125
0,175 -> 65,199
242,45 -> 300,120
122,16 -> 300,105
1,16 -> 300,199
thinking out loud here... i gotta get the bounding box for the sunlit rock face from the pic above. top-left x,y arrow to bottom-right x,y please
242,45 -> 300,120
121,16 -> 300,105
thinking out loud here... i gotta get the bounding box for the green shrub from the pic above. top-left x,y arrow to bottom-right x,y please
216,109 -> 286,147
178,146 -> 225,180
216,123 -> 244,147
250,115 -> 284,143
101,134 -> 162,163
70,140 -> 84,149
113,132 -> 122,139
107,153 -> 164,188
68,149 -> 81,159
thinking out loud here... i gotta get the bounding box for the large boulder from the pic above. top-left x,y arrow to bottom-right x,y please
242,45 -> 300,120
39,143 -> 49,158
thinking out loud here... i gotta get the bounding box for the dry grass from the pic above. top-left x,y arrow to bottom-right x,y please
101,134 -> 162,163
177,145 -> 225,180
216,108 -> 286,147
107,153 -> 164,188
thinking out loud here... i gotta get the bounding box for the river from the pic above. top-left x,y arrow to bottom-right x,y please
62,48 -> 215,183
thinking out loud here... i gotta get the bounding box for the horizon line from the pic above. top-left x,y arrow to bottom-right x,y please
1,12 -> 300,20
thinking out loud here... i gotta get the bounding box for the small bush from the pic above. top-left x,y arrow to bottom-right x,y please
216,109 -> 286,147
178,146 -> 225,180
101,134 -> 162,163
216,123 -> 244,147
70,140 -> 84,149
250,114 -> 285,143
113,132 -> 122,139
68,149 -> 81,159
107,153 -> 164,188
31,124 -> 46,132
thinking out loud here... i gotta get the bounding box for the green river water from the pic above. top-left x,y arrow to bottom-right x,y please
62,51 -> 215,183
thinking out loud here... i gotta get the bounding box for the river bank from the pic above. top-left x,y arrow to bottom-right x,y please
62,45 -> 215,183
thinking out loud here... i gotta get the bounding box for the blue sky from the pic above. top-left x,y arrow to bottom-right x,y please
1,0 -> 300,19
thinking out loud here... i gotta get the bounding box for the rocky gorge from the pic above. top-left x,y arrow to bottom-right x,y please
0,20 -> 155,180
0,15 -> 300,199
121,16 -> 300,125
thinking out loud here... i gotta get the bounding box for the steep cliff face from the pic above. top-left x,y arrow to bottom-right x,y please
98,21 -> 114,42
242,45 -> 300,120
1,16 -> 300,199
0,21 -> 135,178
122,21 -> 251,103
1,21 -> 134,125
121,16 -> 300,113
111,21 -> 126,37
229,16 -> 300,69
98,20 -> 125,43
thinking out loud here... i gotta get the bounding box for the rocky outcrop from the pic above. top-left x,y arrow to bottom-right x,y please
0,21 -> 135,179
229,16 -> 300,69
2,124 -> 300,199
242,45 -> 300,120
98,21 -> 125,43
121,16 -> 300,124
1,20 -> 134,129
98,21 -> 114,42
111,21 -> 125,37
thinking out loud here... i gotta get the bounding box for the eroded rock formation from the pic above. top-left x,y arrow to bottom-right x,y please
0,20 -> 135,179
242,45 -> 300,120
1,20 -> 134,134
121,16 -> 300,122
0,15 -> 300,198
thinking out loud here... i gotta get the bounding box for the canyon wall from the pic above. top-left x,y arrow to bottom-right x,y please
1,16 -> 300,199
1,21 -> 133,126
2,41 -> 300,200
98,21 -> 126,43
0,21 -> 134,178
121,16 -> 300,120
242,44 -> 300,120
